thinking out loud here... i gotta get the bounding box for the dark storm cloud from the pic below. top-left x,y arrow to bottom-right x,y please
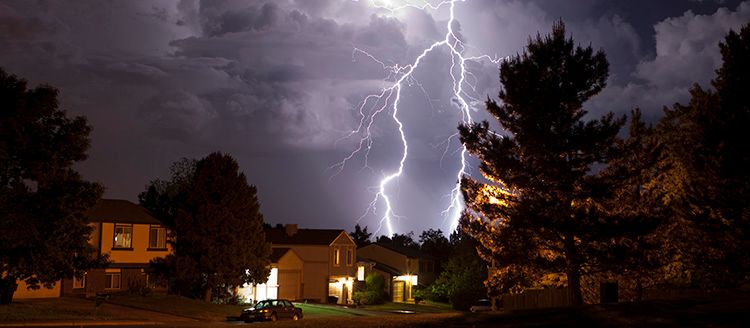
1,0 -> 748,234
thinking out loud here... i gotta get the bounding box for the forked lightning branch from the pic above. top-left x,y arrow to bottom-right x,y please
331,0 -> 502,236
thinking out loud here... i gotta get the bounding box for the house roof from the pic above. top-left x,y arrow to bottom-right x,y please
86,199 -> 161,225
369,242 -> 433,260
373,262 -> 403,276
270,248 -> 291,263
265,228 -> 347,246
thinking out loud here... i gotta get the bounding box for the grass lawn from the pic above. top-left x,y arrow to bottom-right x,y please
360,301 -> 455,314
107,293 -> 244,321
293,303 -> 364,317
0,297 -> 132,322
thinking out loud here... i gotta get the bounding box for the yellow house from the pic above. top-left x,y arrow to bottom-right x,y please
12,199 -> 170,300
243,224 -> 357,304
66,199 -> 172,297
357,243 -> 436,303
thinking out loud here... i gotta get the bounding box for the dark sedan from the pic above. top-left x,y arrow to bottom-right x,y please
240,299 -> 303,322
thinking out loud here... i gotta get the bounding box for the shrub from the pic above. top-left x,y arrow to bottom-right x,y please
353,290 -> 383,305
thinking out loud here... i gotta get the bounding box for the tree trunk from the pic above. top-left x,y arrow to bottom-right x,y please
203,286 -> 212,303
0,276 -> 18,305
564,235 -> 584,306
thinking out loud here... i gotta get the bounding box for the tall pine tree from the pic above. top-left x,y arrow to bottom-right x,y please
459,22 -> 629,305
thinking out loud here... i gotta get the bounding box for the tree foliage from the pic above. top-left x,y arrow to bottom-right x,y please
0,68 -> 104,304
458,22 -> 650,305
652,23 -> 750,288
140,152 -> 271,302
349,224 -> 372,247
419,229 -> 450,275
428,228 -> 487,309
376,231 -> 420,251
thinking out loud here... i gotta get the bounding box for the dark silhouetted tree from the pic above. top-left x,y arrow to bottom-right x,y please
0,68 -> 104,304
377,231 -> 419,251
349,224 -> 372,247
459,22 -> 630,305
653,23 -> 750,287
429,228 -> 487,310
419,229 -> 450,275
141,153 -> 271,302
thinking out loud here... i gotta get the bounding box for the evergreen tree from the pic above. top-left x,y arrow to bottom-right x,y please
459,22 -> 628,305
419,229 -> 451,275
141,153 -> 271,302
0,68 -> 104,304
349,224 -> 372,247
654,23 -> 750,287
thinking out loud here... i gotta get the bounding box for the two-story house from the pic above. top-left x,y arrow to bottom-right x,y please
357,243 -> 436,303
238,224 -> 357,304
12,199 -> 170,300
63,199 -> 170,297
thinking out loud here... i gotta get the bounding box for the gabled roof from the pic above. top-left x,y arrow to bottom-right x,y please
270,248 -> 292,262
265,228 -> 348,246
86,199 -> 161,225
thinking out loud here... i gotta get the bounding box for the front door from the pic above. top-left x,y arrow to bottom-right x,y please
392,281 -> 405,302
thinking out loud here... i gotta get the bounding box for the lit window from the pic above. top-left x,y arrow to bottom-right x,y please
113,224 -> 132,248
357,265 -> 365,281
73,274 -> 86,289
346,248 -> 353,266
105,272 -> 121,289
149,225 -> 166,249
334,247 -> 340,266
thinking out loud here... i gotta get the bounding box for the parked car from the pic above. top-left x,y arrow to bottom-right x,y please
240,299 -> 303,322
469,299 -> 493,312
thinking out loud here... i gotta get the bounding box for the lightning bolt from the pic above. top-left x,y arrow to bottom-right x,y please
331,0 -> 502,236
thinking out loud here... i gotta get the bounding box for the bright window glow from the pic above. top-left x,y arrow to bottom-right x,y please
357,266 -> 365,281
113,224 -> 132,248
394,275 -> 418,286
238,267 -> 278,303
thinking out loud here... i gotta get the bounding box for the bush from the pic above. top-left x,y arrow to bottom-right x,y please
353,291 -> 383,305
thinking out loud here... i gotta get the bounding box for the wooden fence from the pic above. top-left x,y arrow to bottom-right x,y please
502,288 -> 572,310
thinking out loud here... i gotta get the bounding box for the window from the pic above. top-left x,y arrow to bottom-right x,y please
357,265 -> 365,281
334,247 -> 340,266
346,248 -> 353,266
105,272 -> 121,289
149,225 -> 166,249
73,274 -> 86,289
113,224 -> 132,249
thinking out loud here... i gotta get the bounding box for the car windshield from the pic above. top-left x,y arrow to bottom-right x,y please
253,301 -> 271,309
476,300 -> 491,306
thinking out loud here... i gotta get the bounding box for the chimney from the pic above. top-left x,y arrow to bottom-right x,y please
285,224 -> 298,236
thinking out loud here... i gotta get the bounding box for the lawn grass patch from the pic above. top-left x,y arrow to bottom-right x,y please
0,298 -> 128,322
361,301 -> 455,313
107,294 -> 244,321
293,303 -> 362,317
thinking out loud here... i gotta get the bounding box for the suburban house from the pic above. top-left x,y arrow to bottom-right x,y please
357,243 -> 436,303
238,224 -> 358,304
12,199 -> 170,300
64,199 -> 171,297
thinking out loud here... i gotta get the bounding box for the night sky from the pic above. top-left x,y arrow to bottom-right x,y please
1,0 -> 748,236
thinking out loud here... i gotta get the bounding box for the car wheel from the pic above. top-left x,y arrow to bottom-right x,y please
270,313 -> 278,322
293,313 -> 300,321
